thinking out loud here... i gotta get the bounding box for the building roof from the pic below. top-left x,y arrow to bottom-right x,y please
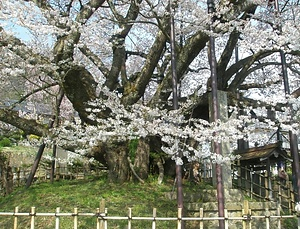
235,142 -> 292,166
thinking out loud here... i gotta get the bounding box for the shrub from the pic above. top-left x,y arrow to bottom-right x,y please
0,137 -> 11,147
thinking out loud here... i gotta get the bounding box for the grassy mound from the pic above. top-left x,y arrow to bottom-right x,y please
0,176 -> 185,228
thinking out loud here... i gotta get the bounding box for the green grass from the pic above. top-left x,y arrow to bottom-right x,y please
0,175 -> 190,228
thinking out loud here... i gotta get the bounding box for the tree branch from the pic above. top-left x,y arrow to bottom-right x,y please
291,88 -> 300,98
239,80 -> 281,90
127,157 -> 145,184
79,45 -> 110,77
0,108 -> 48,136
227,50 -> 276,91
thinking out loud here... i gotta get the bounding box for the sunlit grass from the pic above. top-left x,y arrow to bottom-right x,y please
0,175 -> 186,228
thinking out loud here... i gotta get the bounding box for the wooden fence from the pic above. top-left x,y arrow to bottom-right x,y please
0,166 -> 106,196
0,200 -> 299,229
232,164 -> 297,213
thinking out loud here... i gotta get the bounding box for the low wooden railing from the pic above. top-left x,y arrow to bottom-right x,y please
0,166 -> 106,196
232,164 -> 296,213
0,200 -> 298,229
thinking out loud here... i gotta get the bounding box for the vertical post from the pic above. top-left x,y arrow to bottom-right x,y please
26,144 -> 46,188
265,208 -> 270,229
237,160 -> 241,188
104,208 -> 108,229
152,208 -> 156,229
199,208 -> 204,229
243,200 -> 249,229
276,204 -> 281,229
128,208 -> 132,229
274,0 -> 300,205
224,209 -> 228,229
177,207 -> 182,229
96,208 -> 100,229
30,207 -> 35,229
265,171 -> 269,199
98,199 -> 105,229
267,159 -> 273,200
290,133 -> 300,202
55,207 -> 60,229
250,167 -> 253,199
278,182 -> 282,207
290,182 -> 294,212
242,209 -> 246,229
169,0 -> 184,226
51,144 -> 57,183
73,208 -> 78,229
14,206 -> 18,229
17,168 -> 20,187
249,209 -> 252,229
207,1 -> 225,228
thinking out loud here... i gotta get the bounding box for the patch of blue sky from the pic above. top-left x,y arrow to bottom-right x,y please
1,19 -> 33,42
1,18 -> 55,49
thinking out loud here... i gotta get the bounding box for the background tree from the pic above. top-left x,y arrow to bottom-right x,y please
0,0 -> 299,183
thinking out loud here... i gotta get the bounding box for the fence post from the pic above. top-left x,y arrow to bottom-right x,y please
17,168 -> 20,187
276,204 -> 281,229
13,206 -> 18,229
265,171 -> 269,199
243,200 -> 251,229
104,208 -> 108,229
56,165 -> 60,180
224,209 -> 228,229
289,182 -> 294,212
30,207 -> 35,229
265,208 -> 270,229
278,181 -> 282,206
250,168 -> 253,199
152,208 -> 156,229
177,207 -> 182,229
249,209 -> 252,229
55,207 -> 60,229
96,207 -> 100,229
199,208 -> 203,229
128,208 -> 132,229
73,208 -> 78,229
97,199 -> 105,229
237,161 -> 241,188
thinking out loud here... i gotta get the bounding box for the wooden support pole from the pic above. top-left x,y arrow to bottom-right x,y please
177,208 -> 182,229
152,208 -> 156,229
73,208 -> 78,229
13,206 -> 18,229
224,209 -> 228,229
276,204 -> 281,229
199,208 -> 204,229
96,207 -> 100,229
26,144 -> 46,188
265,171 -> 269,199
128,208 -> 132,229
104,208 -> 108,229
30,207 -> 35,229
249,209 -> 252,229
98,199 -> 105,229
265,208 -> 270,229
55,207 -> 60,229
243,200 -> 249,229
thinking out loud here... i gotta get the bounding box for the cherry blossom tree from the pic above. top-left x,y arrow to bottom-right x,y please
0,0 -> 299,183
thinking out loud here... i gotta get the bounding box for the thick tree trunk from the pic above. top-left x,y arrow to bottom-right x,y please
133,138 -> 150,181
92,139 -> 151,183
104,141 -> 130,183
0,152 -> 13,196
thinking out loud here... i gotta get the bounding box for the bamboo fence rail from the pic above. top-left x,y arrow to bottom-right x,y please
0,203 -> 299,229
